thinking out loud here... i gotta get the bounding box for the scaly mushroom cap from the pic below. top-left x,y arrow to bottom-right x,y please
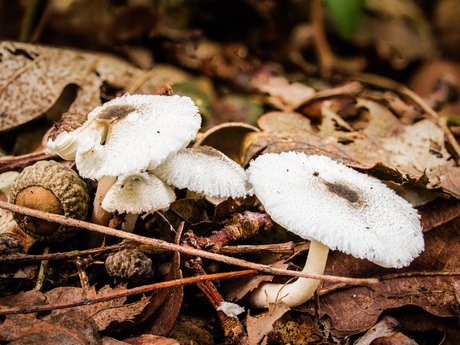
48,94 -> 201,180
247,152 -> 424,268
101,173 -> 176,214
153,147 -> 253,198
9,160 -> 89,242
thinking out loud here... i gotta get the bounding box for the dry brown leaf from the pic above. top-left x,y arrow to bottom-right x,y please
418,197 -> 460,232
267,312 -> 333,345
107,226 -> 184,338
42,284 -> 150,331
243,98 -> 460,198
0,308 -> 100,344
122,334 -> 180,345
246,301 -> 290,345
390,308 -> 460,345
296,217 -> 460,338
250,75 -> 316,111
352,0 -> 434,69
0,41 -> 191,131
194,122 -> 260,165
354,315 -> 401,345
168,314 -> 215,345
257,112 -> 312,134
371,332 -> 418,345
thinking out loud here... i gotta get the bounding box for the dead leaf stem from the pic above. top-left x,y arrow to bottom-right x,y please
0,200 -> 379,285
0,270 -> 257,315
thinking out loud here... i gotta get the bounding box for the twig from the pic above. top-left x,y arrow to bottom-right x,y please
0,270 -> 257,315
310,0 -> 333,78
0,242 -> 128,263
379,270 -> 460,280
220,242 -> 294,255
185,258 -> 248,344
0,200 -> 379,285
73,256 -> 92,293
316,270 -> 460,297
34,246 -> 50,291
184,211 -> 273,252
0,151 -> 55,174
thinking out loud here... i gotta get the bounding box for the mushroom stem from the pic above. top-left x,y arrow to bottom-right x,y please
248,239 -> 329,308
91,176 -> 117,226
121,213 -> 139,233
87,175 -> 117,248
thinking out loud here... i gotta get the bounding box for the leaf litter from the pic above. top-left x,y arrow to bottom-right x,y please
2,1 -> 460,344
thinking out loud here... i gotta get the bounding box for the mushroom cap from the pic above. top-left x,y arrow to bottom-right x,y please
59,94 -> 201,180
101,173 -> 176,214
152,147 -> 253,198
46,131 -> 80,160
247,152 -> 424,268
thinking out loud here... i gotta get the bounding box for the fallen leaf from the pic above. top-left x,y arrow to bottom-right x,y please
246,301 -> 290,345
0,308 -> 100,344
122,334 -> 180,345
194,122 -> 260,165
354,315 -> 401,345
267,312 -> 333,345
242,98 -> 460,198
0,41 -> 191,131
297,216 -> 460,338
352,0 -> 434,69
168,314 -> 215,345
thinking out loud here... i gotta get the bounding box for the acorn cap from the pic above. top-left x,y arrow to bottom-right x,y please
101,172 -> 176,214
105,248 -> 154,285
48,111 -> 87,142
247,152 -> 424,268
9,160 -> 89,242
153,146 -> 253,198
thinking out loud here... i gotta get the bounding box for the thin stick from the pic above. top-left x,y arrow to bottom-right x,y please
0,243 -> 128,263
0,151 -> 55,174
0,200 -> 379,285
0,270 -> 257,315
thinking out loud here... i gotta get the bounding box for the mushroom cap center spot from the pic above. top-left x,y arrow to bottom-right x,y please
322,180 -> 364,205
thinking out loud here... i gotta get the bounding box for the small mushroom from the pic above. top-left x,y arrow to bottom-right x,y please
247,152 -> 424,308
101,146 -> 252,232
46,94 -> 201,228
8,160 -> 89,242
152,146 -> 253,198
101,173 -> 176,232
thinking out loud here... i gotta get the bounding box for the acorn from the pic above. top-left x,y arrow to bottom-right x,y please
105,248 -> 154,285
9,160 -> 89,242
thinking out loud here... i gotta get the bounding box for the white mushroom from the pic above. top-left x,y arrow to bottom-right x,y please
46,94 -> 201,228
101,173 -> 176,232
99,146 -> 252,231
247,152 -> 424,308
153,146 -> 253,198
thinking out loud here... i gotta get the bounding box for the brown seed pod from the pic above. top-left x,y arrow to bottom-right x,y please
48,110 -> 87,142
9,160 -> 89,242
105,248 -> 154,285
